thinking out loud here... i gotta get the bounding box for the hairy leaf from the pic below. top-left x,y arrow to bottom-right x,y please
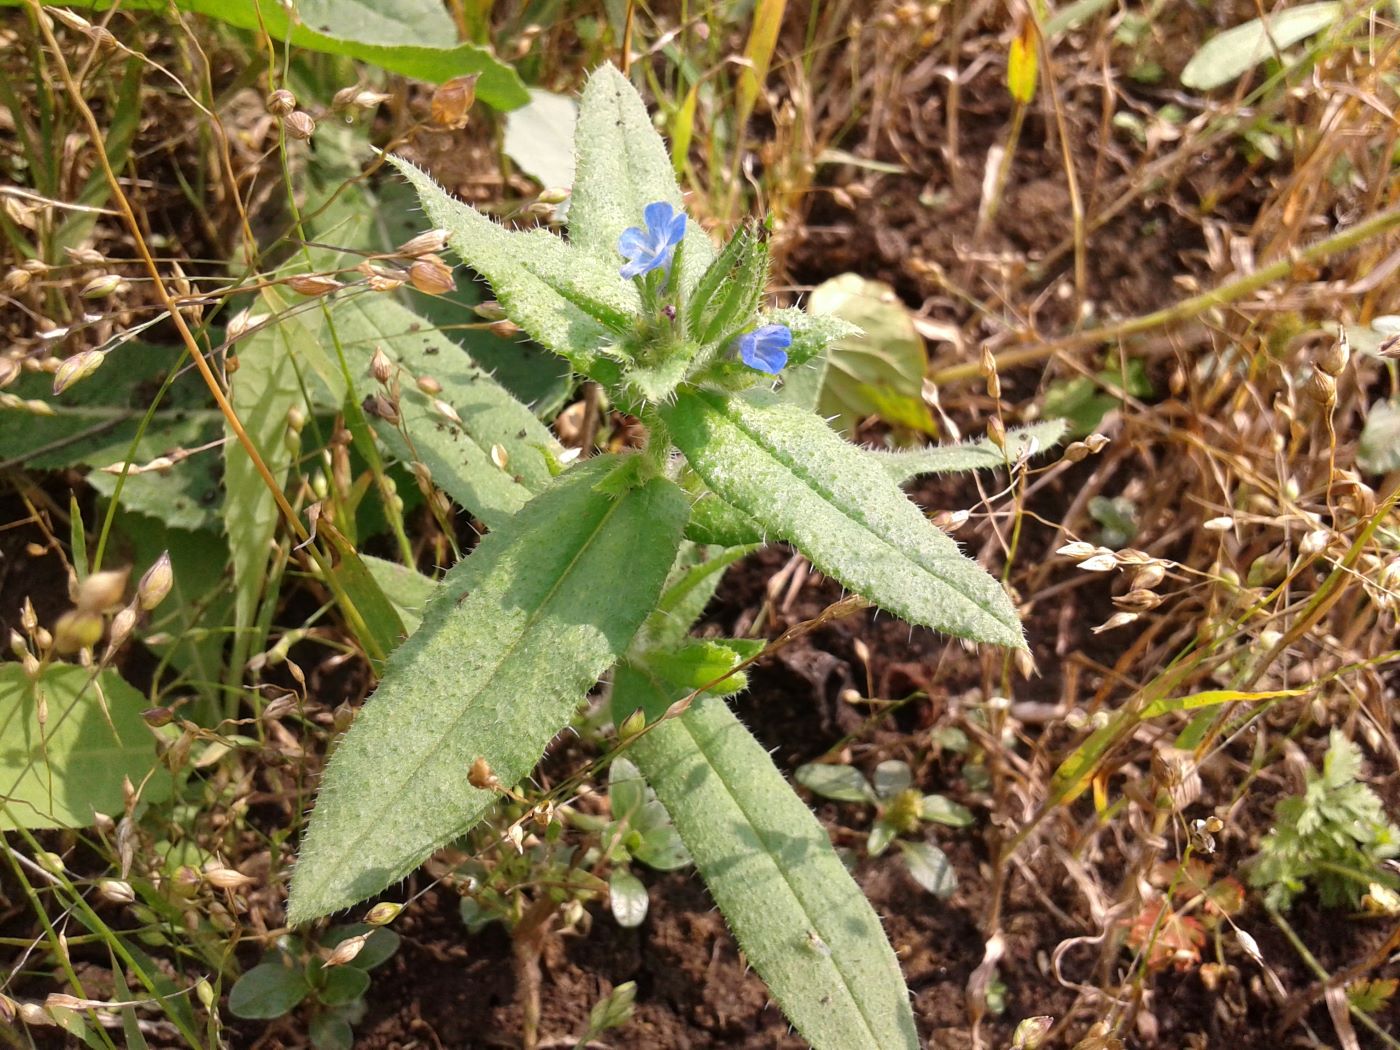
289,457 -> 688,922
664,390 -> 1024,648
570,64 -> 714,298
877,419 -> 1067,483
387,155 -> 637,380
615,669 -> 919,1050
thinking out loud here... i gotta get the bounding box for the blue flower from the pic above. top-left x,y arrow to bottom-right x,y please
618,201 -> 687,279
735,324 -> 792,374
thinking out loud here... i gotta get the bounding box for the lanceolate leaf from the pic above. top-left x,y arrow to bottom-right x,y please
324,294 -> 560,529
613,668 -> 919,1050
569,64 -> 714,299
877,419 -> 1067,484
387,155 -> 637,381
663,390 -> 1024,648
289,457 -> 688,922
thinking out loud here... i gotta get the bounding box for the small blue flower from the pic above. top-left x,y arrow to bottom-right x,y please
618,201 -> 687,279
735,324 -> 792,374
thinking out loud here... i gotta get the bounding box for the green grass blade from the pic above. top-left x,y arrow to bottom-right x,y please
663,390 -> 1024,648
616,668 -> 919,1050
289,457 -> 688,922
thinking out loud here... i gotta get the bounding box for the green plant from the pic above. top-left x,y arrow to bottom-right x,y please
795,757 -> 971,899
283,64 -> 1062,1049
227,925 -> 400,1050
1249,730 -> 1400,910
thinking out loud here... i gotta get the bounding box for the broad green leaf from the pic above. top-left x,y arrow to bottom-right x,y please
0,343 -> 223,531
877,420 -> 1067,484
24,0 -> 528,109
872,760 -> 912,800
504,88 -> 577,188
1358,398 -> 1400,474
897,840 -> 957,899
1181,3 -> 1341,91
323,293 -> 559,529
663,390 -> 1025,648
225,291 -> 307,646
609,869 -> 649,928
316,964 -> 371,1006
920,795 -> 975,827
807,275 -> 933,435
569,64 -> 715,299
795,763 -> 873,804
615,670 -> 919,1050
308,1015 -> 354,1050
361,555 -> 436,635
227,962 -> 311,1020
288,456 -> 688,922
388,154 -> 636,380
318,523 -> 406,661
0,664 -> 167,830
683,485 -> 766,547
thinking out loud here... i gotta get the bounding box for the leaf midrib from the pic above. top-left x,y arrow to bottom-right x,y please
303,486 -> 630,896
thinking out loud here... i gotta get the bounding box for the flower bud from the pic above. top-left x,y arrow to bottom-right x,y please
196,978 -> 215,1010
266,88 -> 296,116
137,552 -> 173,611
617,707 -> 646,742
203,866 -> 254,891
288,273 -> 341,297
52,350 -> 106,395
473,300 -> 507,321
365,901 -> 403,926
430,73 -> 479,128
1012,1015 -> 1054,1050
80,273 -> 124,299
54,610 -> 103,654
283,110 -> 316,140
397,228 -> 448,257
408,255 -> 455,296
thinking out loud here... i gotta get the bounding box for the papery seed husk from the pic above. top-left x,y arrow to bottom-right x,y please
1091,611 -> 1138,633
77,568 -> 129,613
430,73 -> 479,128
408,256 -> 455,296
1316,330 -> 1349,376
473,300 -> 507,321
370,347 -> 394,384
1304,367 -> 1335,407
288,273 -> 341,297
1077,553 -> 1118,572
324,934 -> 367,967
266,88 -> 296,116
80,273 -> 123,299
397,228 -> 448,257
98,878 -> 135,904
1056,541 -> 1098,559
416,375 -> 442,395
366,901 -> 403,925
284,110 -> 316,140
53,350 -> 105,394
137,552 -> 173,611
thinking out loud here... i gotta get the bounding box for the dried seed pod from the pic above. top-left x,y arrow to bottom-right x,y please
416,375 -> 442,396
1083,433 -> 1109,453
98,879 -> 135,905
468,756 -> 500,791
430,73 -> 480,128
370,347 -> 394,385
1303,366 -> 1336,409
106,605 -> 137,655
408,255 -> 455,296
362,393 -> 400,425
1091,611 -> 1138,633
987,416 -> 1006,449
397,228 -> 448,257
266,88 -> 296,116
324,934 -> 368,967
287,273 -> 341,297
4,267 -> 31,292
283,110 -> 316,140
203,866 -> 255,891
0,356 -> 20,388
488,319 -> 522,339
1315,329 -> 1349,377
1055,541 -> 1098,560
1133,562 -> 1167,590
1113,588 -> 1163,611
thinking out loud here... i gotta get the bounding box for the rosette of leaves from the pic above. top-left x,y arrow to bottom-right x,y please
290,64 -> 1060,1050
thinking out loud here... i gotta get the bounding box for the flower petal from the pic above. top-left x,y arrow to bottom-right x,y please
665,210 -> 688,247
617,226 -> 650,257
752,324 -> 792,350
643,200 -> 676,236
